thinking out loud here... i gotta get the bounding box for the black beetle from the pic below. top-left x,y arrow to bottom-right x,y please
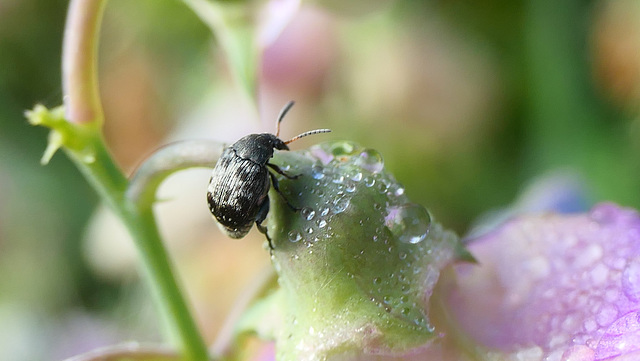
207,101 -> 330,247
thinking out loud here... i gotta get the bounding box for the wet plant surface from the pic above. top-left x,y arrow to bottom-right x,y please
261,141 -> 466,360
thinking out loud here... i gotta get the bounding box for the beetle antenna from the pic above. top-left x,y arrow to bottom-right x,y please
285,129 -> 332,144
275,101 -> 295,137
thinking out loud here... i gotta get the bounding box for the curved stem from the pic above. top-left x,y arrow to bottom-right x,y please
126,140 -> 223,207
64,343 -> 179,361
62,0 -> 106,125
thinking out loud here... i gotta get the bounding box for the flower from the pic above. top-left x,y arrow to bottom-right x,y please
445,203 -> 640,360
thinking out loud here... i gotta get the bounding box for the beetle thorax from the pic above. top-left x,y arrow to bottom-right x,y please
232,133 -> 288,165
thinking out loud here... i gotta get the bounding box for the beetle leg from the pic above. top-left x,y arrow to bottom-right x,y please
267,162 -> 300,179
255,199 -> 274,250
268,171 -> 300,211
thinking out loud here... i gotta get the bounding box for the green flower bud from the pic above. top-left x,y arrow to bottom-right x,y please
264,141 -> 468,360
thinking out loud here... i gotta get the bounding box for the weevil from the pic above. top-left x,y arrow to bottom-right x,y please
207,101 -> 330,248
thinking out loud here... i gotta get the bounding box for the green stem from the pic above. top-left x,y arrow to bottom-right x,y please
182,0 -> 260,107
63,0 -> 106,125
63,136 -> 209,361
60,0 -> 210,359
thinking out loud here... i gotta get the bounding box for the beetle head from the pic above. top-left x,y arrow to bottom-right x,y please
233,133 -> 284,164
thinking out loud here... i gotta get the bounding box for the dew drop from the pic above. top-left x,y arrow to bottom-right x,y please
622,257 -> 640,301
301,207 -> 316,221
316,219 -> 327,228
330,141 -> 358,157
311,165 -> 325,180
350,172 -> 363,182
355,149 -> 384,173
377,179 -> 390,193
385,203 -> 432,244
288,231 -> 302,243
364,177 -> 376,187
345,180 -> 357,193
333,196 -> 351,214
319,207 -> 330,217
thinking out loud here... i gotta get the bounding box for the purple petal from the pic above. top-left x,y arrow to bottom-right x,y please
446,203 -> 640,360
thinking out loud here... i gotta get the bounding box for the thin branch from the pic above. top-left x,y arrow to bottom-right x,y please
126,140 -> 223,207
63,342 -> 179,361
62,0 -> 106,125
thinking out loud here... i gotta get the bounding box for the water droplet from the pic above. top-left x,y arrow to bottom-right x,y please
355,149 -> 384,173
363,177 -> 375,188
373,277 -> 382,285
311,164 -> 325,179
319,207 -> 330,217
288,231 -> 302,243
333,196 -> 350,214
350,172 -> 363,182
377,179 -> 390,193
385,204 -> 432,244
596,304 -> 618,327
622,258 -> 640,301
301,207 -> 316,221
345,180 -> 357,193
306,227 -> 314,234
316,219 -> 327,228
332,175 -> 345,184
330,141 -> 358,157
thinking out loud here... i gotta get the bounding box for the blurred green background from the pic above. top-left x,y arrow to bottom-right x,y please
1,0 -> 640,359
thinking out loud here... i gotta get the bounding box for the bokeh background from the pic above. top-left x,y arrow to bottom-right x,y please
2,0 -> 640,359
